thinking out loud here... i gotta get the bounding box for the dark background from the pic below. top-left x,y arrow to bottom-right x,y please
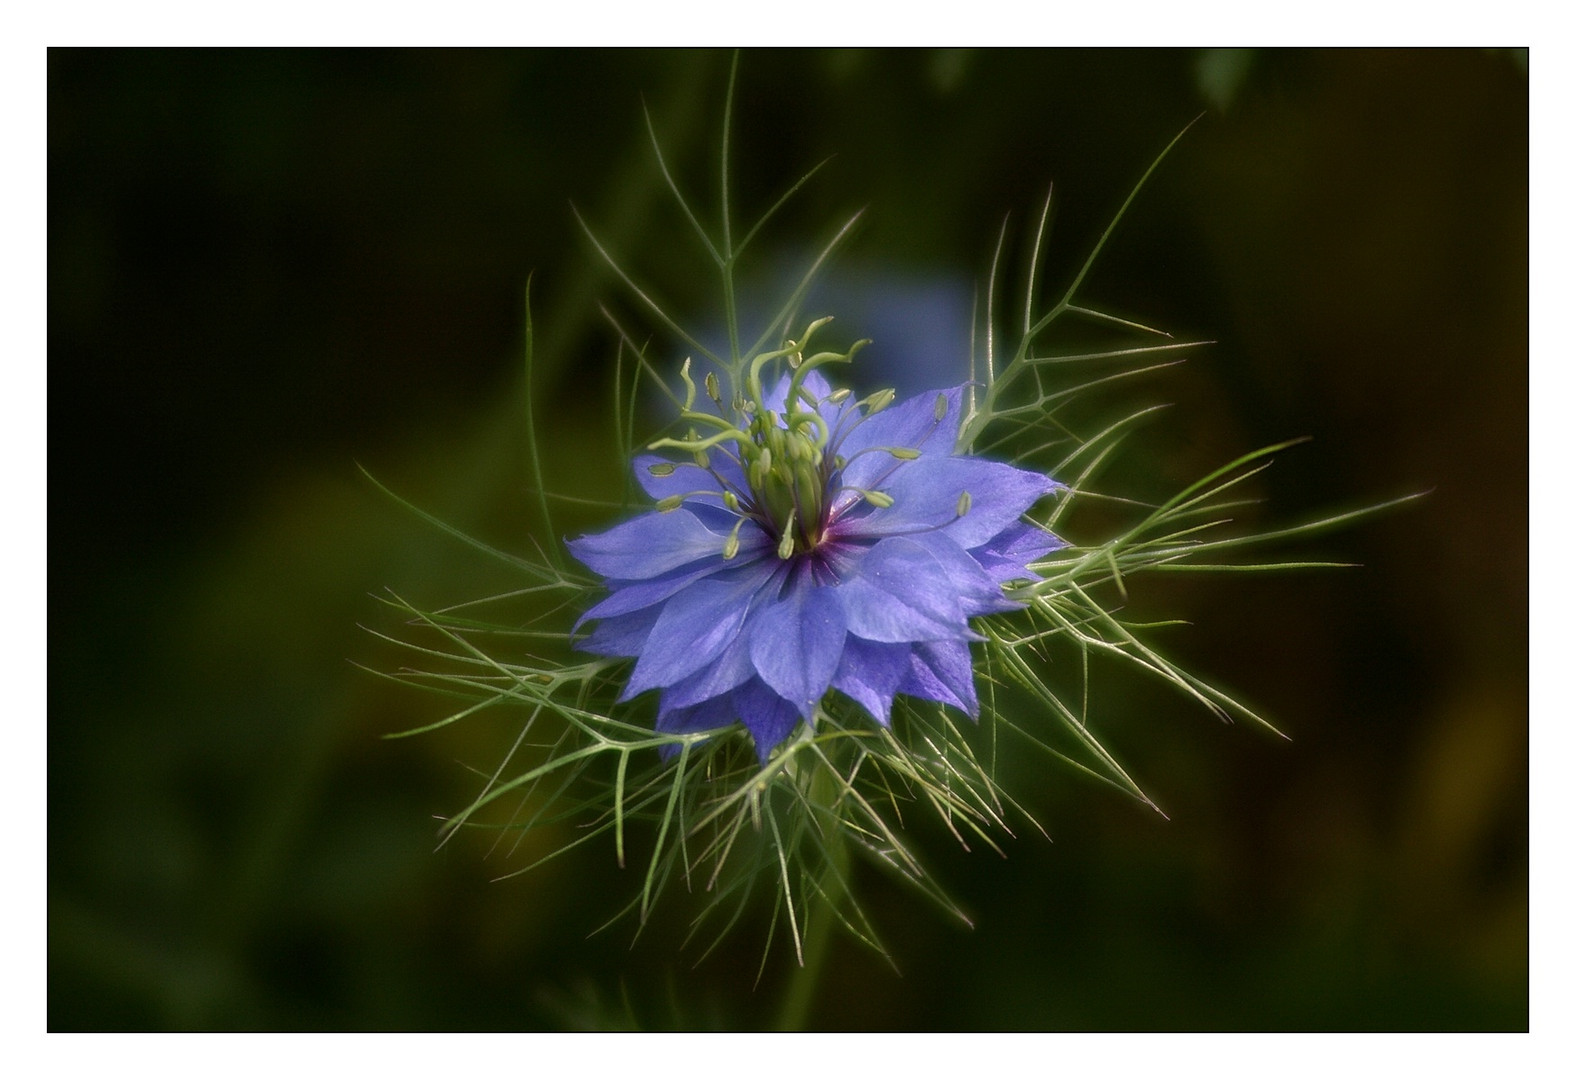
49,48 -> 1527,1031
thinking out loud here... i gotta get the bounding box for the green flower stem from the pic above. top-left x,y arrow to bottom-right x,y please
774,761 -> 850,1032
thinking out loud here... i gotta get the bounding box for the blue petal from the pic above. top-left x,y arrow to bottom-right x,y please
899,639 -> 979,717
732,679 -> 804,761
659,587 -> 771,707
655,692 -> 739,735
834,384 -> 965,493
836,536 -> 978,643
972,521 -> 1065,584
578,604 -> 662,657
579,562 -> 720,625
633,452 -> 748,510
748,574 -> 848,719
578,521 -> 771,624
568,508 -> 734,580
831,637 -> 913,725
653,694 -> 740,761
622,564 -> 777,698
762,370 -> 833,412
839,456 -> 1060,550
901,529 -> 1021,616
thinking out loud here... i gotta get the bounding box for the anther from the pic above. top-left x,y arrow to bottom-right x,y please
722,518 -> 745,560
777,509 -> 798,560
864,389 -> 896,416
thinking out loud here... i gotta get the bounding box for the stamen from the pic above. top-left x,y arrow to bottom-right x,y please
655,487 -> 730,512
722,517 -> 745,560
862,389 -> 896,415
777,509 -> 798,560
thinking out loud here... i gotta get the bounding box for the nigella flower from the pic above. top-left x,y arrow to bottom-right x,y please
568,330 -> 1065,761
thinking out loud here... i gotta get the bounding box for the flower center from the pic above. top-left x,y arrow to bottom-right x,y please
744,410 -> 829,557
644,319 -> 894,563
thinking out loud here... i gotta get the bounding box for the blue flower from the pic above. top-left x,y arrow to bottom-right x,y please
568,367 -> 1065,761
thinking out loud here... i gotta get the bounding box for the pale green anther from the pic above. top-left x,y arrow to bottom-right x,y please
956,490 -> 972,517
723,490 -> 740,511
656,495 -> 683,512
647,462 -> 676,477
705,371 -> 721,404
695,449 -> 710,468
776,510 -> 798,559
865,389 -> 896,415
864,490 -> 894,509
722,519 -> 743,560
834,454 -> 847,471
889,446 -> 921,460
827,388 -> 851,404
933,392 -> 949,422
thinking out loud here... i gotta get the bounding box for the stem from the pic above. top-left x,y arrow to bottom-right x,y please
773,762 -> 850,1031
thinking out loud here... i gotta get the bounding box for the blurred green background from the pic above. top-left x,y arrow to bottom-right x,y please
49,48 -> 1527,1031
